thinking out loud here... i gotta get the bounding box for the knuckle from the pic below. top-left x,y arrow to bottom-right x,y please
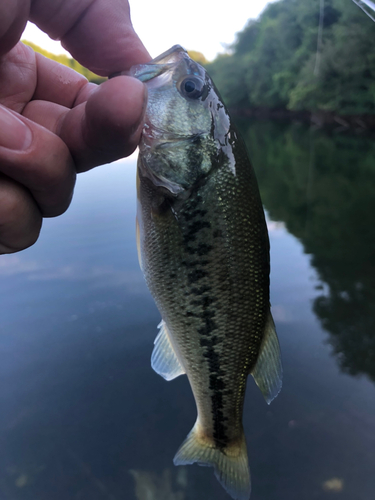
22,136 -> 76,215
29,139 -> 73,188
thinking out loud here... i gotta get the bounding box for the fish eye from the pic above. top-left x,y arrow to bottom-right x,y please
179,76 -> 205,99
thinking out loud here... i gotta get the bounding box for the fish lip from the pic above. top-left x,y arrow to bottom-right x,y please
126,45 -> 204,84
124,46 -> 188,82
149,45 -> 188,64
112,46 -> 187,80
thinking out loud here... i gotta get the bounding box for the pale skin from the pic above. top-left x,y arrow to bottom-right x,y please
0,0 -> 151,254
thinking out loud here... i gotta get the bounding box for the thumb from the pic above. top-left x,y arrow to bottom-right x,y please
58,75 -> 147,172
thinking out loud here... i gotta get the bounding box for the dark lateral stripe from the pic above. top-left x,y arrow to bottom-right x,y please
182,208 -> 208,221
190,296 -> 217,308
191,285 -> 211,295
188,269 -> 208,284
181,191 -> 229,447
182,260 -> 209,268
187,220 -> 211,236
202,337 -> 230,448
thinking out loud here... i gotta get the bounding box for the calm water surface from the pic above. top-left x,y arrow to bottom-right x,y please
1,119 -> 374,500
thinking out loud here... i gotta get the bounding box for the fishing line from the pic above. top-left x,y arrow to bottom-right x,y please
314,0 -> 325,76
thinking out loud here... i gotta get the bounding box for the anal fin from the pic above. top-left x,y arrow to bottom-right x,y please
151,320 -> 185,381
250,309 -> 283,404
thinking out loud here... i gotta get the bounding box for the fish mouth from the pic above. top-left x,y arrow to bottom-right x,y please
149,45 -> 188,65
111,46 -> 188,81
128,46 -> 187,82
128,45 -> 202,84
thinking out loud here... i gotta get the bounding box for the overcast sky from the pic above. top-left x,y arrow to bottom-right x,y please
22,0 -> 276,61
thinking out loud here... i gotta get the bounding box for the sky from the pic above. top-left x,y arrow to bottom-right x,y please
21,0 -> 275,61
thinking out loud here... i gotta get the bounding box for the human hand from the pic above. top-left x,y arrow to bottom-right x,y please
0,0 -> 150,254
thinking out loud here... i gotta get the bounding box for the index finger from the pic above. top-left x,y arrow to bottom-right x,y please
30,0 -> 151,75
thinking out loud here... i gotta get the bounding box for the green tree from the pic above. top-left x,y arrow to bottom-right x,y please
188,50 -> 208,65
207,0 -> 375,115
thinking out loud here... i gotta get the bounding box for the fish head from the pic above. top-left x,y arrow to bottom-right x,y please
129,46 -> 233,195
131,45 -> 211,138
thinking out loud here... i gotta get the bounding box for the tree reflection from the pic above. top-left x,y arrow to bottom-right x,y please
237,118 -> 375,382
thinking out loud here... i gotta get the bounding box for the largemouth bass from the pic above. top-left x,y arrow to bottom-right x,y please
129,46 -> 282,500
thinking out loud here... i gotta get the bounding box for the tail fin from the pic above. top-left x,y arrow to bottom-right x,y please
173,422 -> 251,500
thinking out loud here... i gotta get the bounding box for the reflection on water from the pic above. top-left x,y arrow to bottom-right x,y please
238,118 -> 375,383
0,127 -> 374,500
130,468 -> 188,500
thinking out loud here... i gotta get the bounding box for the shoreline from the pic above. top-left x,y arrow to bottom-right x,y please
230,107 -> 375,132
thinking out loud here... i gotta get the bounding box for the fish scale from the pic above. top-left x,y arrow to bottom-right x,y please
130,45 -> 282,500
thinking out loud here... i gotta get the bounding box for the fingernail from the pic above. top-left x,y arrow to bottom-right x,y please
0,106 -> 33,150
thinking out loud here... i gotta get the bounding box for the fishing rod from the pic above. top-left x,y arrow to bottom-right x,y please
352,0 -> 375,22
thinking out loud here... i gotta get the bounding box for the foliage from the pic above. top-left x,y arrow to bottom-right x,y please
207,0 -> 375,115
188,50 -> 208,65
206,54 -> 249,108
22,41 -> 210,86
21,40 -> 106,84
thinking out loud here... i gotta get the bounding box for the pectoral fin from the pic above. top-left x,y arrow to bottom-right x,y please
250,310 -> 283,404
151,320 -> 185,381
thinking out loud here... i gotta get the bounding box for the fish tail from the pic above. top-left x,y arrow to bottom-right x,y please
173,422 -> 251,500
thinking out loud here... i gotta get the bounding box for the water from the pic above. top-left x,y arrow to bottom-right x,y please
1,120 -> 374,500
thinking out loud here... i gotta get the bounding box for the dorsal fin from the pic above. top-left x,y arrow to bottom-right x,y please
151,320 -> 186,381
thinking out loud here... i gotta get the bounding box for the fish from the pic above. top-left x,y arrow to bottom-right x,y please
129,45 -> 282,500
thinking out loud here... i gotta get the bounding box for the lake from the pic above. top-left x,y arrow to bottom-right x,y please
0,119 -> 374,500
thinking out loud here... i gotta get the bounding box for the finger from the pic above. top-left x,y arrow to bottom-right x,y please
22,69 -> 146,172
0,44 -> 93,114
30,0 -> 150,75
58,76 -> 146,172
0,0 -> 30,57
0,104 -> 76,216
0,173 -> 42,254
22,99 -> 70,134
0,42 -> 37,113
31,50 -> 89,107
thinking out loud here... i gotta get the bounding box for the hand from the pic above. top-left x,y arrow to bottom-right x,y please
0,0 -> 150,254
